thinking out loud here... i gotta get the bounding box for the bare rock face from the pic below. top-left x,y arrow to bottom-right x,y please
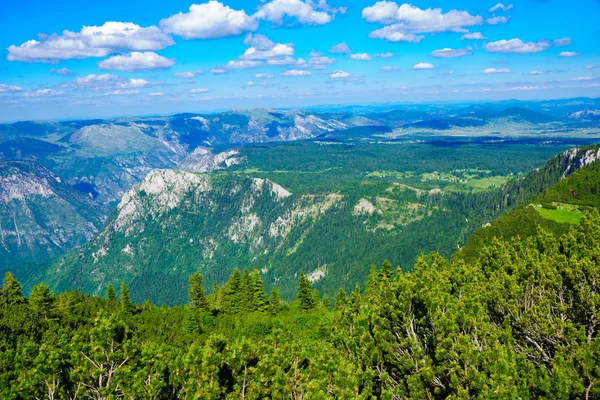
562,147 -> 600,177
177,147 -> 245,173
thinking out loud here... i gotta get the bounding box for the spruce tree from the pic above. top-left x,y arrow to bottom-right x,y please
381,260 -> 392,279
188,272 -> 210,312
223,268 -> 241,313
29,283 -> 54,319
269,287 -> 282,315
2,272 -> 24,306
251,269 -> 268,312
365,264 -> 380,298
322,294 -> 331,309
120,282 -> 133,314
106,284 -> 117,303
297,272 -> 315,311
240,269 -> 254,312
334,288 -> 347,311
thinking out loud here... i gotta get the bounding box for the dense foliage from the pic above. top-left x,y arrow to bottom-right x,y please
2,210 -> 600,398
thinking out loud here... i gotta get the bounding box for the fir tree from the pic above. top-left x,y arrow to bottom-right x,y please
322,294 -> 331,309
381,260 -> 392,279
2,272 -> 24,306
120,282 -> 133,314
334,288 -> 347,312
29,283 -> 54,319
297,272 -> 315,311
188,272 -> 210,312
106,284 -> 117,303
223,268 -> 241,313
240,269 -> 254,312
269,287 -> 282,315
251,269 -> 268,313
365,264 -> 380,298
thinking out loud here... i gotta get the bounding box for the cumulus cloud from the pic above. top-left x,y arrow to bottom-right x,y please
330,70 -> 350,79
484,38 -> 551,54
349,53 -> 372,61
210,68 -> 227,74
106,90 -> 139,96
188,88 -> 210,93
461,32 -> 487,40
255,0 -> 345,26
7,22 -> 174,62
280,69 -> 312,77
486,16 -> 509,25
559,51 -> 579,57
308,56 -> 336,69
329,42 -> 351,54
529,70 -> 544,75
376,52 -> 393,58
240,34 -> 295,60
24,89 -> 65,97
553,38 -> 572,47
60,74 -> 121,88
50,67 -> 75,76
489,3 -> 513,12
363,3 -> 483,43
431,47 -> 472,58
0,83 -> 23,93
381,66 -> 399,72
118,78 -> 152,88
160,1 -> 257,39
174,70 -> 203,78
267,57 -> 305,66
255,73 -> 275,79
98,51 -> 175,71
482,68 -> 511,74
412,62 -> 434,70
225,60 -> 263,69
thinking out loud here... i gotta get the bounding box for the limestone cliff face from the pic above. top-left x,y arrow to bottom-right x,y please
0,161 -> 104,269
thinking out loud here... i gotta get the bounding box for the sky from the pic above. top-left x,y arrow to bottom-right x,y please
0,0 -> 599,121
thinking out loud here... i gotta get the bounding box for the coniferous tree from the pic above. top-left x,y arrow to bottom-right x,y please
240,269 -> 254,312
188,273 -> 210,312
251,269 -> 268,312
297,272 -> 315,311
334,288 -> 347,312
269,287 -> 282,315
120,282 -> 133,314
223,268 -> 241,313
381,260 -> 392,279
322,294 -> 331,309
29,283 -> 54,319
2,272 -> 24,306
365,265 -> 380,298
106,284 -> 117,303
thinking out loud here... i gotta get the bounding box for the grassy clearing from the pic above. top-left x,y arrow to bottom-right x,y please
533,203 -> 583,224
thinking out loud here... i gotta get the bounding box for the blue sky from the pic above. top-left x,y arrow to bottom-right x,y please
0,0 -> 598,121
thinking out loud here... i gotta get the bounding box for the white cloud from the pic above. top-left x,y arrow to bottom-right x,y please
240,34 -> 295,60
225,60 -> 263,69
98,52 -> 175,71
308,56 -> 336,68
584,65 -> 597,70
188,88 -> 210,93
24,89 -> 65,97
431,47 -> 472,58
585,84 -> 600,88
255,0 -> 344,26
118,78 -> 152,88
553,38 -> 572,47
160,1 -> 258,40
484,39 -> 551,54
280,69 -> 312,77
486,16 -> 509,25
267,57 -> 302,65
210,68 -> 227,74
330,70 -> 350,79
482,67 -> 511,74
349,53 -> 372,61
559,51 -> 579,57
105,90 -> 139,96
0,83 -> 23,93
529,70 -> 544,75
8,22 -> 174,62
174,70 -> 203,78
376,52 -> 393,58
50,67 -> 75,76
246,81 -> 255,87
148,92 -> 165,96
363,3 -> 483,43
329,42 -> 351,54
381,66 -> 398,72
489,3 -> 513,12
255,73 -> 275,79
60,74 -> 121,89
461,32 -> 487,40
412,62 -> 434,70
570,76 -> 592,81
